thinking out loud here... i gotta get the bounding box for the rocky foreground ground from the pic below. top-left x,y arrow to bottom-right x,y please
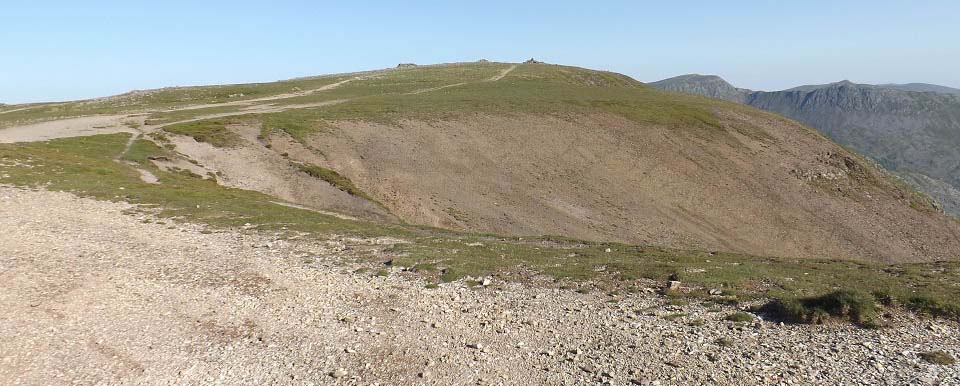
1,186 -> 958,385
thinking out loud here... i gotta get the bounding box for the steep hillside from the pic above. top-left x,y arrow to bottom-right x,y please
652,75 -> 960,217
3,62 -> 960,263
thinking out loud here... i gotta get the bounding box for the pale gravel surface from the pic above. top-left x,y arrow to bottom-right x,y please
0,115 -> 135,143
0,186 -> 958,385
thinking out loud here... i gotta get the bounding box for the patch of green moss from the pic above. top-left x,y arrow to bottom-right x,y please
163,119 -> 242,148
293,162 -> 377,202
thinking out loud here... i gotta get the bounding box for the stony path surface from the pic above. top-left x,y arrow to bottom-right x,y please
0,186 -> 958,385
144,76 -> 364,113
0,115 -> 135,143
489,65 -> 517,82
147,99 -> 348,131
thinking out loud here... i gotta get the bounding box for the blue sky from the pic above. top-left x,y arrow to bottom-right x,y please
2,1 -> 958,103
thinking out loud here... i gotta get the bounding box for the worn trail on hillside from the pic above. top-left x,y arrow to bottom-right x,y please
489,65 -> 517,81
111,126 -> 160,184
128,99 -> 350,142
0,74 -> 363,143
164,76 -> 364,113
0,65 -> 516,144
0,106 -> 38,115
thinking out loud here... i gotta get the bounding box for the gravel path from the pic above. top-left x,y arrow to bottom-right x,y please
0,186 -> 958,385
489,65 -> 517,82
0,64 -> 510,146
0,115 -> 134,143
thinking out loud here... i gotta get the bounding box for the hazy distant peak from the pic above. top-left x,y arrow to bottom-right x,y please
652,74 -> 731,84
784,80 -> 867,92
877,83 -> 960,95
660,73 -> 723,80
783,80 -> 960,96
649,74 -> 750,103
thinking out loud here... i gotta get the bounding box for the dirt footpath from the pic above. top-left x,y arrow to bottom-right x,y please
0,186 -> 957,385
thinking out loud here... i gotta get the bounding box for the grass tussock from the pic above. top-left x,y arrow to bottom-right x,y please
715,338 -> 734,347
724,312 -> 756,323
904,294 -> 960,319
918,351 -> 956,365
759,289 -> 879,328
121,139 -> 170,165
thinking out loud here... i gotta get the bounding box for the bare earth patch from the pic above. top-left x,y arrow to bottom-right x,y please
308,113 -> 960,263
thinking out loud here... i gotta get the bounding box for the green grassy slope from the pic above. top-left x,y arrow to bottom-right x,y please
258,63 -> 729,137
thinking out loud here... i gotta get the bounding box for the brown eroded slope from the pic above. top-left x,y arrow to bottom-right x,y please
301,112 -> 958,263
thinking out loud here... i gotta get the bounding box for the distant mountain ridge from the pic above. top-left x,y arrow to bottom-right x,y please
877,83 -> 960,95
651,75 -> 960,216
649,74 -> 750,103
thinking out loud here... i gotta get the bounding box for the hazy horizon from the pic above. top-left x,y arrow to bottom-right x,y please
3,0 -> 959,104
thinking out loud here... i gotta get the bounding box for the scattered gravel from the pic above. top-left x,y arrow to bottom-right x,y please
1,186 -> 958,385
